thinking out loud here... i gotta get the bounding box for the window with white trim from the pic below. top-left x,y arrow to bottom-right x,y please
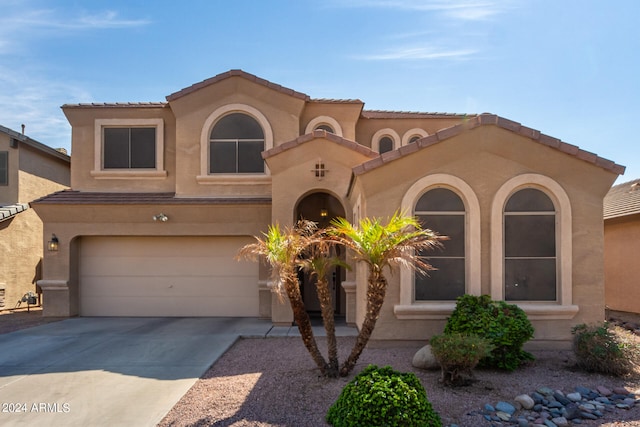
315,124 -> 335,133
92,118 -> 165,178
504,188 -> 557,301
0,151 -> 7,185
415,188 -> 466,300
209,113 -> 264,174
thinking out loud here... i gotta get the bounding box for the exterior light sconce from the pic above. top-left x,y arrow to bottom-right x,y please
153,213 -> 169,222
320,208 -> 328,217
47,234 -> 59,251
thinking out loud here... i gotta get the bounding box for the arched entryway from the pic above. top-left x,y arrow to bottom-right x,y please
295,192 -> 346,316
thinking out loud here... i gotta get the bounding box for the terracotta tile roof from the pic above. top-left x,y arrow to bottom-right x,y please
604,179 -> 640,219
166,69 -> 310,102
310,98 -> 364,104
262,129 -> 378,159
361,110 -> 475,119
61,102 -> 168,108
0,203 -> 29,222
31,191 -> 271,205
353,113 -> 625,176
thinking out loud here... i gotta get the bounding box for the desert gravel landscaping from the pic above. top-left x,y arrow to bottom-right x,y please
159,335 -> 640,427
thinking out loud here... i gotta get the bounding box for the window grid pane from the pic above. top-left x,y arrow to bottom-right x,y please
414,188 -> 466,301
210,141 -> 237,173
103,127 -> 156,170
210,113 -> 265,174
0,151 -> 8,186
504,189 -> 558,301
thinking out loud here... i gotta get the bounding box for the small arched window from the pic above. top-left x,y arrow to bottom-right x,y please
209,113 -> 264,174
415,188 -> 466,300
315,124 -> 335,133
379,136 -> 394,154
504,188 -> 557,301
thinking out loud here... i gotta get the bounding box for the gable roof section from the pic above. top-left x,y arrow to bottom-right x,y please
352,113 -> 625,176
262,129 -> 378,160
0,125 -> 70,162
604,178 -> 640,220
62,102 -> 168,109
166,69 -> 310,102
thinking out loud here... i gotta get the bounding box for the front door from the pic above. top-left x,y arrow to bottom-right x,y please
295,192 -> 346,315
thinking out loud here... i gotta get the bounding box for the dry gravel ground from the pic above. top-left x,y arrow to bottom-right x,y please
159,336 -> 640,427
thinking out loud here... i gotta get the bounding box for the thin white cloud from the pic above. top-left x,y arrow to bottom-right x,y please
329,0 -> 510,21
355,46 -> 477,60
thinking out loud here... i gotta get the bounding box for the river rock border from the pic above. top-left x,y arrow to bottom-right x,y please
457,385 -> 638,427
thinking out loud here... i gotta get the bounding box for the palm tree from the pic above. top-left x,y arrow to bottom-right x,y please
299,237 -> 348,378
327,211 -> 444,377
237,220 -> 329,375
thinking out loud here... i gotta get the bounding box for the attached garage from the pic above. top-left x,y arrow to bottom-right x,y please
79,236 -> 259,317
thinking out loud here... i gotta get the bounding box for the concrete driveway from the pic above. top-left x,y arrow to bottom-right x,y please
0,317 -> 276,427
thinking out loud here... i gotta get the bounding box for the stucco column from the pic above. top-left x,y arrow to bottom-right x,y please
268,281 -> 293,326
341,281 -> 356,326
37,280 -> 70,317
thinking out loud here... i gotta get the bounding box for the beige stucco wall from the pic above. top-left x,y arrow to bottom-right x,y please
0,136 -> 69,311
604,214 -> 640,314
351,125 -> 617,346
300,101 -> 363,141
63,105 -> 176,193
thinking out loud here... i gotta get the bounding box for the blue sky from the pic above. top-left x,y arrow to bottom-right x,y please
1,0 -> 638,183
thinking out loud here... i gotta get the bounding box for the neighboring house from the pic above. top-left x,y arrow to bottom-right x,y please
31,70 -> 624,347
604,178 -> 640,318
0,125 -> 70,310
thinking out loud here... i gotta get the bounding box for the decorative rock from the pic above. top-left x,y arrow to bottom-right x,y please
551,416 -> 568,427
484,403 -> 495,412
411,344 -> 439,370
518,417 -> 529,427
575,386 -> 592,397
597,385 -> 612,396
553,392 -> 571,406
580,412 -> 598,420
515,394 -> 535,410
496,401 -> 516,415
566,392 -> 582,402
564,403 -> 581,420
531,392 -> 545,404
616,403 -> 631,410
496,410 -> 512,421
543,419 -> 558,427
613,386 -> 630,395
538,387 -> 554,396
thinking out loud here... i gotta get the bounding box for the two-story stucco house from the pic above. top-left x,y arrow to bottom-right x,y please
32,70 -> 624,347
0,125 -> 70,310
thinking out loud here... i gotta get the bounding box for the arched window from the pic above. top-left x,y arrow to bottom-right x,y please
315,124 -> 335,133
378,136 -> 394,154
415,188 -> 466,300
209,113 -> 264,174
503,188 -> 556,301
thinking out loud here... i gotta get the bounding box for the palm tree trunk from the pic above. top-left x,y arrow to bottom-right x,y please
285,279 -> 329,375
315,277 -> 339,377
339,271 -> 387,377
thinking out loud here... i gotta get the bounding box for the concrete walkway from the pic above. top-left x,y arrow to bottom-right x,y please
0,317 -> 356,427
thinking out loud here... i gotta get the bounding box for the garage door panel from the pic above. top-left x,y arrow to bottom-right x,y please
79,236 -> 259,317
81,256 -> 254,277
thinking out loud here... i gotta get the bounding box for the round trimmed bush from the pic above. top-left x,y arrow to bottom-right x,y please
444,294 -> 535,371
326,364 -> 441,427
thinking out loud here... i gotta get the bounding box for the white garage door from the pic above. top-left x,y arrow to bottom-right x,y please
79,236 -> 259,317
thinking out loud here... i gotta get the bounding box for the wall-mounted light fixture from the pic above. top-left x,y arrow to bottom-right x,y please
153,213 -> 169,222
47,234 -> 59,251
320,208 -> 328,217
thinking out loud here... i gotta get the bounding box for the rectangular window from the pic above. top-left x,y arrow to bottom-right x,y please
0,151 -> 7,185
103,127 -> 156,169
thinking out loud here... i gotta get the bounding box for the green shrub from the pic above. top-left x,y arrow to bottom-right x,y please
572,322 -> 640,377
326,364 -> 441,427
430,333 -> 494,386
444,294 -> 535,371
